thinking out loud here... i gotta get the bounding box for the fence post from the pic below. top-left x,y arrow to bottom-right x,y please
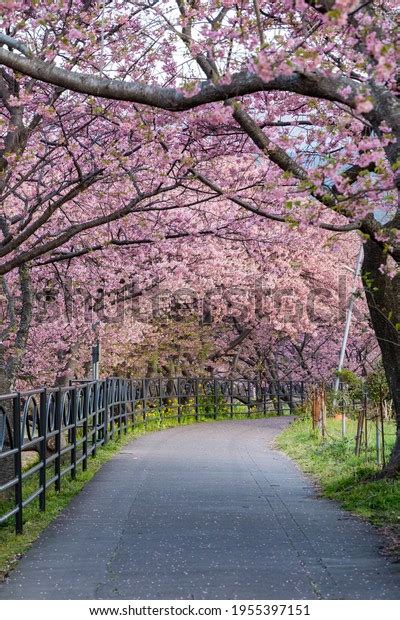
55,389 -> 62,492
119,379 -> 128,435
364,391 -> 368,456
177,377 -> 182,423
230,379 -> 234,418
159,377 -> 163,423
130,380 -> 136,428
247,380 -> 251,417
263,382 -> 267,417
83,384 -> 89,470
13,392 -> 23,534
123,380 -> 128,434
92,382 -> 98,457
118,379 -> 122,438
39,389 -> 47,511
103,380 -> 109,445
142,378 -> 147,424
195,378 -> 199,421
277,381 -> 281,415
70,387 -> 77,480
213,378 -> 218,419
289,381 -> 293,415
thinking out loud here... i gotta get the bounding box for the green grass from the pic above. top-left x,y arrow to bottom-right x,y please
0,406 -> 274,581
276,417 -> 400,525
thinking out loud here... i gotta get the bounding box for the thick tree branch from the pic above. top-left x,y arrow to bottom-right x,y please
0,44 -> 360,111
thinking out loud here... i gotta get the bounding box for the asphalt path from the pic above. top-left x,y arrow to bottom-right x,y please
1,417 -> 399,599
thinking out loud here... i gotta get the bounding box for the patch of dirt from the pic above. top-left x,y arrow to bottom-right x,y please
21,451 -> 38,468
0,554 -> 22,584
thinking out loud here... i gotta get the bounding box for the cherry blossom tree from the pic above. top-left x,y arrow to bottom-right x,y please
16,192 -> 369,387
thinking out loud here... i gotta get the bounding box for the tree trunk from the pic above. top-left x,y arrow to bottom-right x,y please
0,265 -> 32,494
362,238 -> 400,476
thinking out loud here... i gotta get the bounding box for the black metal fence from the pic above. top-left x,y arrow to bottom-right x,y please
0,377 -> 305,534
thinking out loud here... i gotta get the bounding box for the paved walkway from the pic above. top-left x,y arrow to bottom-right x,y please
1,418 -> 399,599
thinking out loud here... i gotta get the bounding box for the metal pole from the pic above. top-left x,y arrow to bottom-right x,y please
13,393 -> 23,534
333,245 -> 363,433
92,340 -> 100,381
91,321 -> 101,381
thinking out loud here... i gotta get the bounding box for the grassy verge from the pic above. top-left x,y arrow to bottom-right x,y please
0,409 -> 268,581
277,417 -> 400,557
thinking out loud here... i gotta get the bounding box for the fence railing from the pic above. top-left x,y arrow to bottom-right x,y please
0,377 -> 305,533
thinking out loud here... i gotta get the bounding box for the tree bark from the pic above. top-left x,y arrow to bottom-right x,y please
362,238 -> 400,476
0,266 -> 32,494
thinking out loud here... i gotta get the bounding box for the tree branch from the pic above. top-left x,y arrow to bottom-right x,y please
191,169 -> 360,232
0,44 -> 360,111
